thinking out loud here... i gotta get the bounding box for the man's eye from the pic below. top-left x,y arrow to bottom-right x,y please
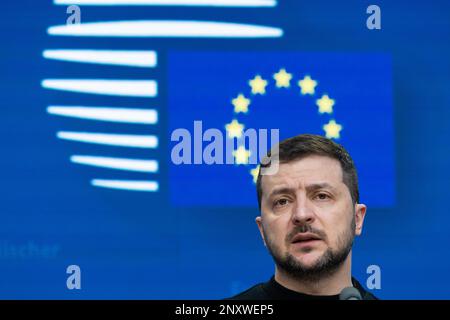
274,198 -> 290,207
315,193 -> 330,200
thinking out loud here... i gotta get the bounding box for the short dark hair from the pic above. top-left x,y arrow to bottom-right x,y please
256,134 -> 359,210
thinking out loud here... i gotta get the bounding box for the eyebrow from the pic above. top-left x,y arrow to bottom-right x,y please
267,183 -> 337,198
268,187 -> 295,198
305,183 -> 337,193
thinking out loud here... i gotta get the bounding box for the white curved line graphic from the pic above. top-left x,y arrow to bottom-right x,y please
43,49 -> 157,67
54,0 -> 276,6
91,179 -> 159,192
57,131 -> 158,148
47,21 -> 283,38
71,155 -> 159,172
42,79 -> 157,97
47,106 -> 158,124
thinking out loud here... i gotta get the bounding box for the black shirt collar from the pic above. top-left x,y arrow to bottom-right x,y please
262,276 -> 366,300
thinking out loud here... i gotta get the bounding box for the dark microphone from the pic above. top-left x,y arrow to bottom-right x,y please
339,287 -> 362,300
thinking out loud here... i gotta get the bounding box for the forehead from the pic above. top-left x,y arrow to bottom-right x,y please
261,155 -> 344,194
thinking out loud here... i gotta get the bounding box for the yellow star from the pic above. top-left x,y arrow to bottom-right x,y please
225,119 -> 244,138
249,75 -> 268,95
316,94 -> 335,114
250,165 -> 260,184
273,68 -> 292,88
298,75 -> 318,95
323,120 -> 343,139
232,94 -> 250,114
233,146 -> 251,165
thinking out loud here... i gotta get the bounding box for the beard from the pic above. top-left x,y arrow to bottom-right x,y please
263,215 -> 355,283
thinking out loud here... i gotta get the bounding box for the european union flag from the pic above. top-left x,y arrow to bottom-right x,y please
168,52 -> 394,208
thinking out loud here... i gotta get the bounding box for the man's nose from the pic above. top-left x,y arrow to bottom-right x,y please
291,197 -> 315,226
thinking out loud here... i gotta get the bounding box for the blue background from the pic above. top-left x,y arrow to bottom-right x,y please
0,0 -> 449,299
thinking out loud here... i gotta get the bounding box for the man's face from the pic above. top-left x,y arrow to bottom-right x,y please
256,155 -> 366,280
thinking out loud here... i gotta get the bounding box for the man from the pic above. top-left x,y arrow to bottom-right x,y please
229,134 -> 377,300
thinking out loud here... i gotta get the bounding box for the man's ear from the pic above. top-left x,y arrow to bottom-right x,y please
354,203 -> 367,236
255,216 -> 267,247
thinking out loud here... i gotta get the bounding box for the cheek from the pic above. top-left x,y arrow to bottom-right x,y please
319,209 -> 353,245
265,218 -> 289,248
324,229 -> 341,249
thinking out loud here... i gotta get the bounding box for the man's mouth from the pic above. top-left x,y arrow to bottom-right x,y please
291,233 -> 322,246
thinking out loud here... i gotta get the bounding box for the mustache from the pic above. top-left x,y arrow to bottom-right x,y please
286,225 -> 328,243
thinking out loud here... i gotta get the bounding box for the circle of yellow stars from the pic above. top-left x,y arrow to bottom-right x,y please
225,68 -> 343,184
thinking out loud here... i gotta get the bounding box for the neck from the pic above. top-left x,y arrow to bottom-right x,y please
274,252 -> 353,296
